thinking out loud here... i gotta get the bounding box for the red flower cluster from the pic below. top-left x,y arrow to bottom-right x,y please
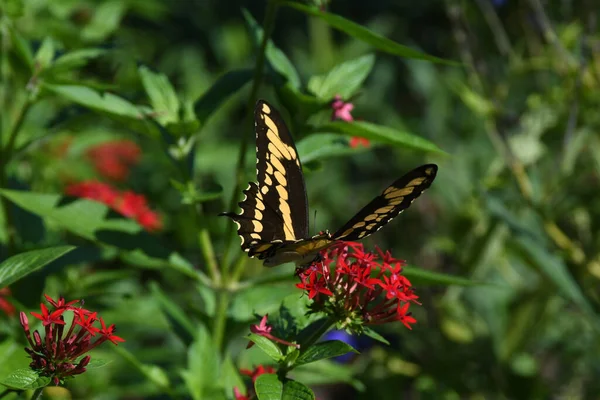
86,140 -> 141,182
0,287 -> 16,316
20,294 -> 124,385
330,95 -> 370,148
66,180 -> 162,232
296,242 -> 419,331
234,365 -> 276,400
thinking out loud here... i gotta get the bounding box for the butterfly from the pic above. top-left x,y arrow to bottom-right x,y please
220,100 -> 437,268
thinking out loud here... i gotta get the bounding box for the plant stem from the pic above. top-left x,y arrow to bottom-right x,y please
212,289 -> 231,352
0,98 -> 31,255
222,0 -> 280,274
30,388 -> 43,400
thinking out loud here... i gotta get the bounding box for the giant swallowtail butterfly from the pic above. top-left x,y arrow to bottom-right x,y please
221,100 -> 437,268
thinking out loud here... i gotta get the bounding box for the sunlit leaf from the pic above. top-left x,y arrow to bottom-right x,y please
308,54 -> 374,99
0,246 -> 75,288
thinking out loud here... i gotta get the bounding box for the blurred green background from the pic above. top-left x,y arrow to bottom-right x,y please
1,0 -> 600,399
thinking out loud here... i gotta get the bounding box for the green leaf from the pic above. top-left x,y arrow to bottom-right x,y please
281,379 -> 315,400
247,333 -> 284,362
403,265 -> 483,286
34,37 -> 55,70
181,324 -> 220,400
2,0 -> 24,18
0,190 -> 141,241
514,236 -> 595,316
242,9 -> 301,89
255,373 -> 282,400
194,69 -> 253,123
85,358 -> 111,369
149,282 -> 196,342
0,191 -> 192,272
282,2 -> 458,65
139,65 -> 180,125
308,54 -> 374,99
0,368 -> 51,390
0,246 -> 75,287
8,25 -> 34,69
295,340 -> 357,367
230,284 -> 297,321
81,0 -> 126,42
292,359 -> 361,389
297,133 -> 365,163
44,83 -> 144,119
362,327 -> 390,345
314,121 -> 446,154
49,48 -> 108,74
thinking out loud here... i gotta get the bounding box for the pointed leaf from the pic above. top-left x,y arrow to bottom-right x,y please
81,0 -> 125,42
295,340 -> 357,367
34,37 -> 55,70
243,9 -> 301,89
282,2 -> 458,65
0,246 -> 75,287
44,83 -> 144,119
282,379 -> 315,400
297,133 -> 365,163
0,190 -> 141,241
362,327 -> 390,345
255,373 -> 282,400
0,368 -> 51,390
403,265 -> 483,286
50,48 -> 107,73
247,333 -> 284,362
139,65 -> 180,125
308,54 -> 374,99
315,121 -> 446,154
194,69 -> 253,122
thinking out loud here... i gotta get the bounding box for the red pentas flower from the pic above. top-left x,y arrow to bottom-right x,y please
65,180 -> 162,232
20,295 -> 124,386
0,287 -> 16,317
330,94 -> 370,148
296,242 -> 420,332
86,140 -> 141,182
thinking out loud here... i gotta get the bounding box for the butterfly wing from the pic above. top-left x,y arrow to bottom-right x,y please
221,100 -> 309,257
331,164 -> 437,241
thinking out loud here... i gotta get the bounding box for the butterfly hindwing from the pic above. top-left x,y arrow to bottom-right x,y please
221,100 -> 309,259
331,164 -> 438,241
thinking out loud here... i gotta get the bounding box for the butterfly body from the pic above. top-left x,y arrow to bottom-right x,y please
221,100 -> 437,268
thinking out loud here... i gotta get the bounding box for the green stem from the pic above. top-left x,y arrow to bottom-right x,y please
196,205 -> 221,283
222,0 -> 280,274
230,252 -> 248,283
212,289 -> 231,351
30,388 -> 43,400
0,98 -> 32,255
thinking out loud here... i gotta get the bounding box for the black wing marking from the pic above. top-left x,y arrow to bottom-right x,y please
331,164 -> 437,241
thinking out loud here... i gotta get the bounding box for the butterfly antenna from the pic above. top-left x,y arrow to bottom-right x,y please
313,209 -> 318,235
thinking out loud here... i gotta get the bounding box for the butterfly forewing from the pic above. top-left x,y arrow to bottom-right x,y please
221,100 -> 309,258
331,164 -> 437,241
253,101 -> 308,240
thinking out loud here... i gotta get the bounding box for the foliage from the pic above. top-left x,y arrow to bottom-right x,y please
1,0 -> 599,399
